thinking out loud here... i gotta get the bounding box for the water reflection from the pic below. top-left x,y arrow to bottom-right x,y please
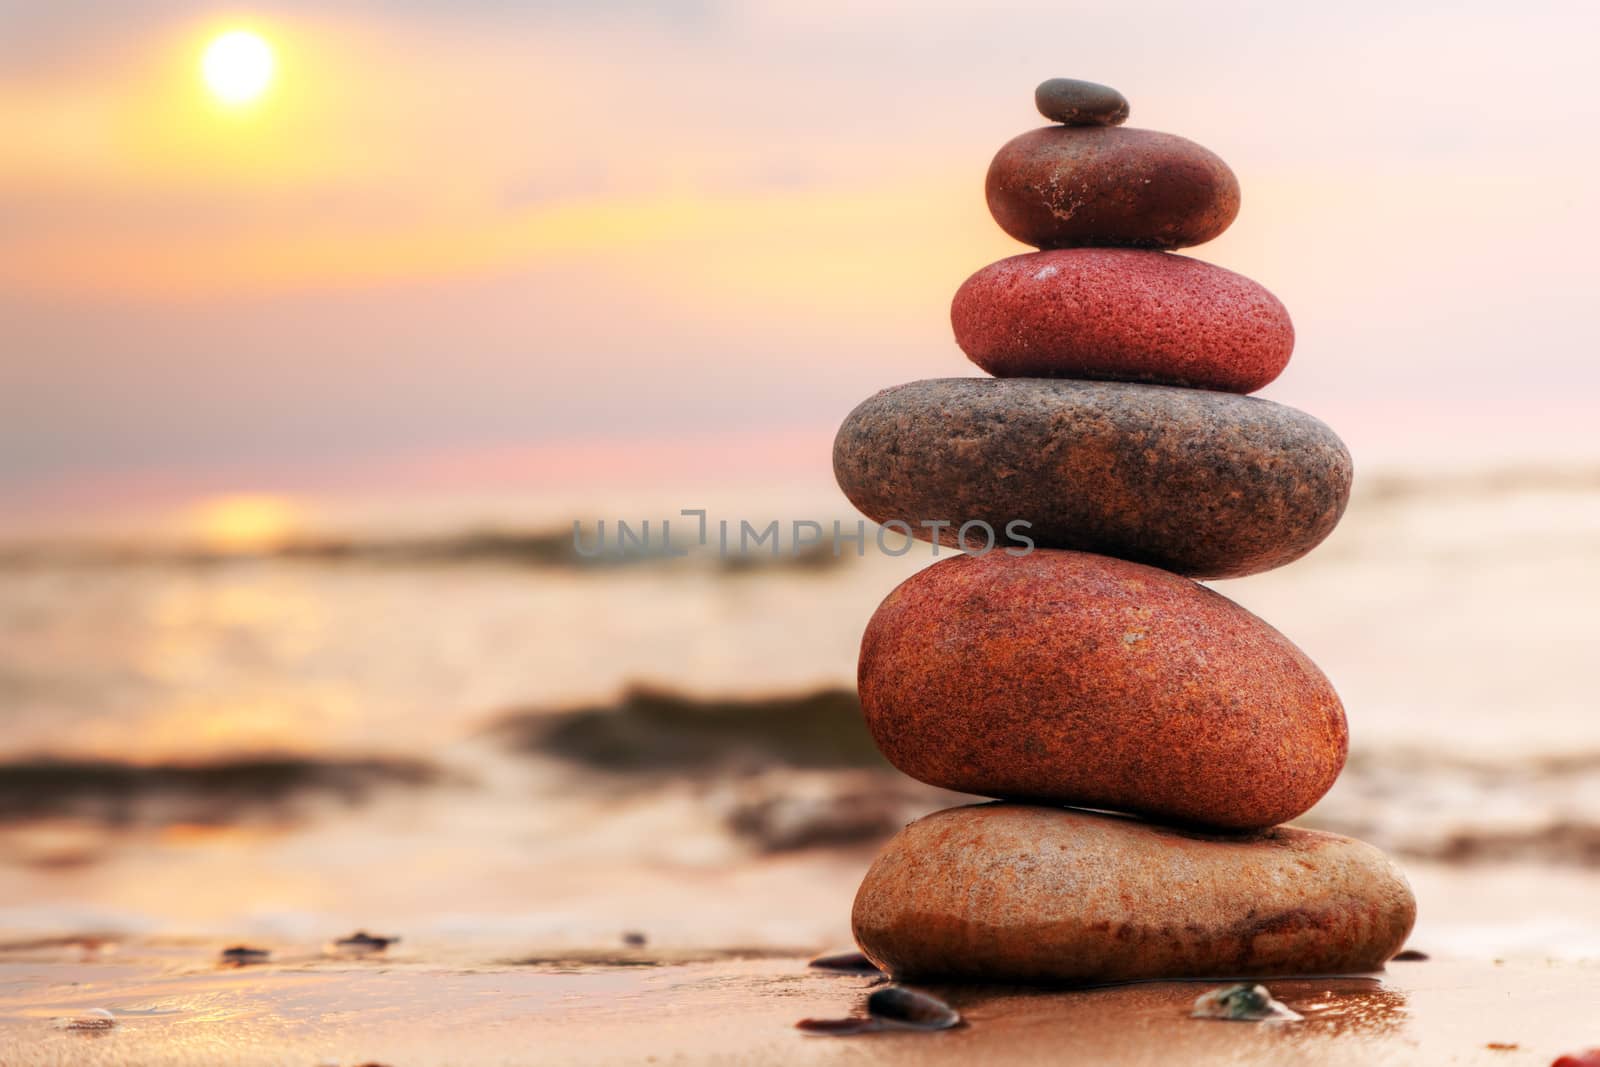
1275,978 -> 1409,1038
939,974 -> 1410,1043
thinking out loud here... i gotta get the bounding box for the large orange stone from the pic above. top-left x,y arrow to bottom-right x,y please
853,804 -> 1416,983
858,550 -> 1347,830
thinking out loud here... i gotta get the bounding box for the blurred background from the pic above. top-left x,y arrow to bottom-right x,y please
3,0 -> 1600,962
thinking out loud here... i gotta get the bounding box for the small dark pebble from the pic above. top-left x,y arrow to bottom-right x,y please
1191,983 -> 1302,1022
1392,948 -> 1430,961
219,945 -> 270,965
1034,77 -> 1129,126
796,985 -> 961,1036
621,931 -> 648,947
333,931 -> 399,952
866,986 -> 962,1030
808,950 -> 881,974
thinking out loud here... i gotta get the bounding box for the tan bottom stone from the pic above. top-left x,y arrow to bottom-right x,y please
853,803 -> 1415,983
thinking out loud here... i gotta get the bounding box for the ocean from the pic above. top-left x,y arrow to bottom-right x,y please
3,468 -> 1600,960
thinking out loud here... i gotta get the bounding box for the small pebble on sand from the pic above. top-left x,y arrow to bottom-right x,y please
797,986 -> 960,1036
1192,984 -> 1303,1023
331,931 -> 399,954
220,945 -> 270,965
867,987 -> 961,1030
57,1007 -> 116,1031
808,950 -> 880,974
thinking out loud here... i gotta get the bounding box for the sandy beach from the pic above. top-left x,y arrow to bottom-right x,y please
3,844 -> 1600,1064
4,949 -> 1597,1066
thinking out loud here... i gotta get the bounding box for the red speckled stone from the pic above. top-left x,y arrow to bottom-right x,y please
952,249 -> 1293,392
858,550 -> 1348,830
987,126 -> 1239,250
852,804 -> 1417,984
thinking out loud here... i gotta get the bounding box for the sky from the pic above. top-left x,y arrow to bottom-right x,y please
3,0 -> 1600,534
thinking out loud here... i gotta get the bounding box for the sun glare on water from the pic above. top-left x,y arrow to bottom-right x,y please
191,494 -> 303,554
201,29 -> 276,105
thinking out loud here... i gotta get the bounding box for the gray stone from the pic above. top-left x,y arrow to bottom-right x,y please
831,378 -> 1352,579
1034,77 -> 1129,126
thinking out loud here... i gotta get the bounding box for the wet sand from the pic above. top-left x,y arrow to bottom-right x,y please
1,951 -> 1595,1066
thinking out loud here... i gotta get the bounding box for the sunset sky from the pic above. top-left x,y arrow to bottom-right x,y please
4,0 -> 1599,534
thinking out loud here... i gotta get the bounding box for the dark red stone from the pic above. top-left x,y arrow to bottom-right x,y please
952,249 -> 1293,392
987,126 -> 1239,250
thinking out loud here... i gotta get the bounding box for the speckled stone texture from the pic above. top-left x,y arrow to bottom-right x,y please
952,249 -> 1293,392
858,549 -> 1347,829
987,126 -> 1239,250
831,378 -> 1352,579
1034,78 -> 1129,127
852,804 -> 1417,984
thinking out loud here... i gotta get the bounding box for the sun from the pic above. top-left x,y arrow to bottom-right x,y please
190,493 -> 303,554
201,29 -> 275,106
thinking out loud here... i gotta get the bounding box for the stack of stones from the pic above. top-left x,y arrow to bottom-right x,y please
831,79 -> 1416,984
